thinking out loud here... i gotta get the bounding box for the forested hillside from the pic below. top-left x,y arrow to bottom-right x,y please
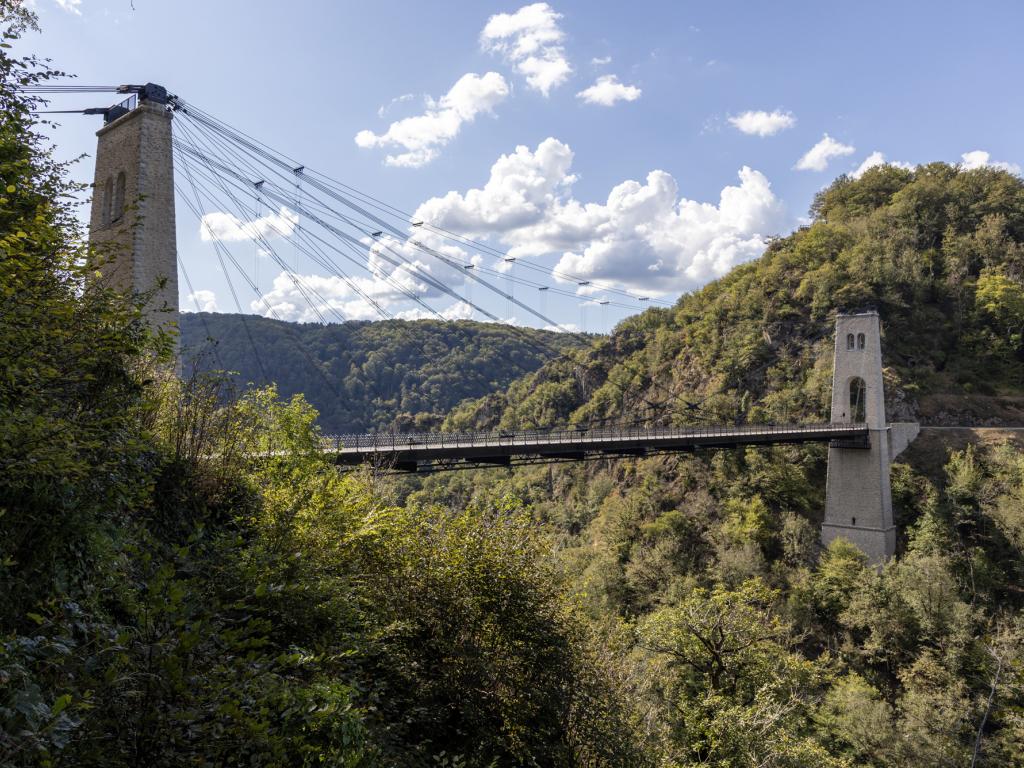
448,162 -> 1024,433
419,161 -> 1024,764
179,313 -> 582,434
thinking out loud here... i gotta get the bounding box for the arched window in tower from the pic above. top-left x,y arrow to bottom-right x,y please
846,333 -> 855,350
103,176 -> 113,226
857,332 -> 866,350
112,171 -> 126,222
849,377 -> 867,422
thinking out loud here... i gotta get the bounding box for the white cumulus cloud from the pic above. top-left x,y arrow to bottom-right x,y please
186,289 -> 218,313
545,322 -> 580,333
254,272 -> 388,323
728,109 -> 795,137
576,75 -> 641,106
199,206 -> 298,242
851,151 -> 913,179
27,0 -> 83,14
355,72 -> 509,168
960,150 -> 1021,174
794,133 -> 855,172
55,0 -> 82,15
412,138 -> 785,294
253,231 -> 479,322
481,3 -> 572,96
396,301 -> 475,322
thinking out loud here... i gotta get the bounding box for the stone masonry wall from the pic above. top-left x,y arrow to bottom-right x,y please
88,101 -> 178,332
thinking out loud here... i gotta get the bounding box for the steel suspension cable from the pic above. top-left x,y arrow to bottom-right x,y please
172,123 -> 402,321
172,134 -> 494,323
171,100 -> 693,425
176,157 -> 345,392
173,118 -> 451,321
173,117 -> 617,375
173,98 -> 670,307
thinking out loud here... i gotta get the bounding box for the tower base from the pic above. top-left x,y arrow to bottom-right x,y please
821,522 -> 896,564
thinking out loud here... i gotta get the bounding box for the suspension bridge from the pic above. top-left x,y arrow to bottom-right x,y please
29,82 -> 920,562
327,422 -> 871,473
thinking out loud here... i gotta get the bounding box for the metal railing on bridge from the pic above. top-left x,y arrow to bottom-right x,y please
322,422 -> 870,469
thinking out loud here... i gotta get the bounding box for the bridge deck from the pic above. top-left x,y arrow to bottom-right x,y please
327,422 -> 869,471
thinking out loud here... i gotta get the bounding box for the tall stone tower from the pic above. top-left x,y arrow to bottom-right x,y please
88,84 -> 178,332
822,312 -> 918,562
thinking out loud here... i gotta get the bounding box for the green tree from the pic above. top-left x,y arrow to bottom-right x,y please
638,580 -> 841,766
976,267 -> 1024,353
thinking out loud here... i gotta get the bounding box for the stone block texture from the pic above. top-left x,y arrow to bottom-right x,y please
823,312 -> 898,563
88,101 -> 178,332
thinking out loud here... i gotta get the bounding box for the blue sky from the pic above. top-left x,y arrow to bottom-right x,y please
23,0 -> 1024,332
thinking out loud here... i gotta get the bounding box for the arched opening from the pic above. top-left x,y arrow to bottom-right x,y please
103,176 -> 113,225
857,332 -> 866,350
849,377 -> 867,422
846,333 -> 855,350
112,171 -> 126,222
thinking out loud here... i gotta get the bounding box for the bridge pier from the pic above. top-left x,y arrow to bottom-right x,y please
88,85 -> 179,339
822,312 -> 918,563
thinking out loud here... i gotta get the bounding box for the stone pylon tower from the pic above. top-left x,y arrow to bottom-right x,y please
88,84 -> 178,333
822,312 -> 918,562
